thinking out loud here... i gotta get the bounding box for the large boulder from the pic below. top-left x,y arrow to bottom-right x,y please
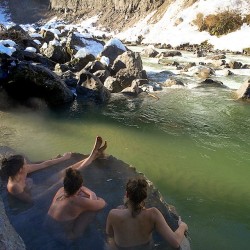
66,32 -> 104,57
104,76 -> 123,93
112,50 -> 145,89
77,69 -> 111,102
197,78 -> 227,88
15,50 -> 56,70
121,80 -> 141,96
187,65 -> 215,78
2,61 -> 74,106
41,41 -> 71,64
100,38 -> 127,65
236,79 -> 250,100
141,46 -> 159,58
163,77 -> 185,87
62,56 -> 96,73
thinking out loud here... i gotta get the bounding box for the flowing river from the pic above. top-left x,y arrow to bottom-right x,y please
0,47 -> 250,250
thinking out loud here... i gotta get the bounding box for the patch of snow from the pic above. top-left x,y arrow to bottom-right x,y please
30,33 -> 43,38
100,56 -> 109,66
0,43 -> 16,56
74,32 -> 104,57
33,39 -> 41,45
116,12 -> 154,43
209,24 -> 250,52
41,43 -> 48,49
50,39 -> 61,46
0,39 -> 16,47
75,48 -> 93,58
105,38 -> 127,51
25,47 -> 37,53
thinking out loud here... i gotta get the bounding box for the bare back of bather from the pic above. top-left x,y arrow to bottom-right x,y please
106,177 -> 188,249
47,168 -> 106,240
106,207 -> 156,249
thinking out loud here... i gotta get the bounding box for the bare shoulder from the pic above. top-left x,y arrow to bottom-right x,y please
109,208 -> 122,214
55,187 -> 64,195
145,207 -> 162,218
146,207 -> 159,213
108,207 -> 126,217
7,182 -> 22,195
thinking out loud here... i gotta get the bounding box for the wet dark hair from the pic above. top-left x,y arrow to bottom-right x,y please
0,155 -> 25,179
63,168 -> 83,196
126,177 -> 148,217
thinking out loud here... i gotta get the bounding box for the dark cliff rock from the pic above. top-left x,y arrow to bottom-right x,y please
49,0 -> 166,31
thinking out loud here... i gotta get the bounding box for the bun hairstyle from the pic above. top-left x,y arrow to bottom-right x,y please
64,168 -> 83,196
0,155 -> 25,179
126,177 -> 148,217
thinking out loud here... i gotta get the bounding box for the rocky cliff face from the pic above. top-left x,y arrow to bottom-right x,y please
49,0 -> 166,30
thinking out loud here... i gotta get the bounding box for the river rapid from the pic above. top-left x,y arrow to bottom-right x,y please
1,46 -> 250,249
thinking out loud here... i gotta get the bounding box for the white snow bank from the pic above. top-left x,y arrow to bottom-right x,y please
117,0 -> 250,52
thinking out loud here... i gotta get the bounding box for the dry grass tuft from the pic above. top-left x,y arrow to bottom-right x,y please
194,10 -> 244,36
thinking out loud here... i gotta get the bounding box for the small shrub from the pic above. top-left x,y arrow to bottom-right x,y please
243,48 -> 250,55
194,10 -> 244,36
243,14 -> 250,25
193,13 -> 205,30
205,11 -> 243,36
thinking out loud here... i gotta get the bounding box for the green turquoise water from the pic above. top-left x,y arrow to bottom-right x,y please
1,49 -> 250,249
1,86 -> 250,249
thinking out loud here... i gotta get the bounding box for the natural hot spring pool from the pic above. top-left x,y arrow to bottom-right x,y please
1,152 -> 186,250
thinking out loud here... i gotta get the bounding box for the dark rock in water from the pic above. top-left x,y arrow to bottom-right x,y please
163,77 -> 185,87
159,51 -> 182,57
121,80 -> 141,96
236,79 -> 250,101
229,61 -> 242,69
112,51 -> 145,89
242,64 -> 250,69
197,78 -> 227,88
0,147 -> 190,250
141,47 -> 159,58
205,54 -> 226,60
